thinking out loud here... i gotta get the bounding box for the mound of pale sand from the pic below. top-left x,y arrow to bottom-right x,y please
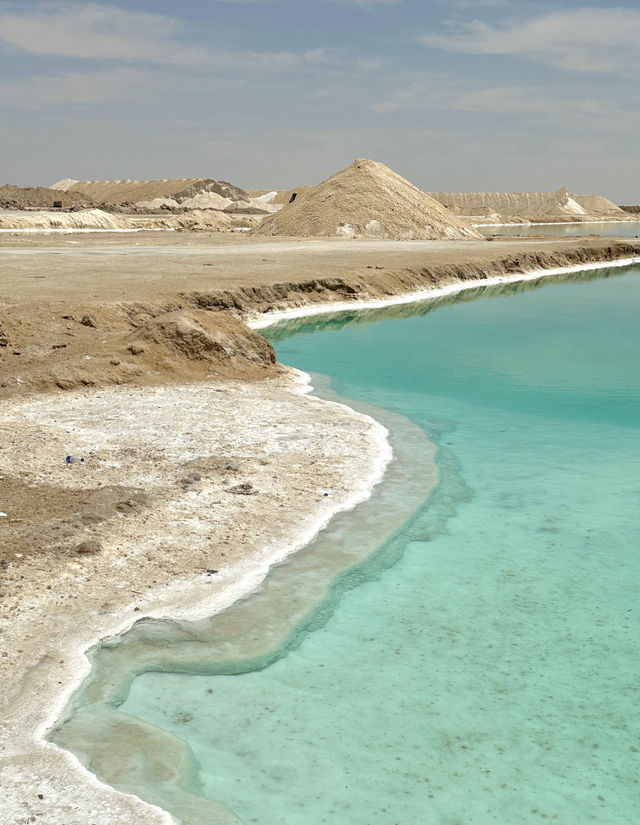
252,190 -> 279,203
0,209 -> 136,230
158,209 -> 233,231
179,191 -> 232,210
0,184 -> 93,210
428,188 -> 606,222
574,195 -> 626,216
50,178 -> 79,191
60,177 -> 251,209
134,197 -> 181,210
252,160 -> 481,240
173,178 -> 248,203
0,208 -> 234,232
223,202 -> 270,215
65,178 -> 201,205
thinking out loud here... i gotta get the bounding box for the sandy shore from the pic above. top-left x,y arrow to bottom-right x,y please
2,233 -> 639,824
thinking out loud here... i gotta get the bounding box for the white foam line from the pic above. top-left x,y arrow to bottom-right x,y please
249,256 -> 640,329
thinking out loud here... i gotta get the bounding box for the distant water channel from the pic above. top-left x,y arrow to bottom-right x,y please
53,266 -> 640,825
478,220 -> 640,238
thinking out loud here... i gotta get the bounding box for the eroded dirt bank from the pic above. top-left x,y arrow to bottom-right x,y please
2,236 -> 639,397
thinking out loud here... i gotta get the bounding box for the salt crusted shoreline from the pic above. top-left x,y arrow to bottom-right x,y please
0,369 -> 392,825
248,255 -> 640,329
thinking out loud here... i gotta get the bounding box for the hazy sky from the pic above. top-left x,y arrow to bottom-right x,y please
1,0 -> 638,200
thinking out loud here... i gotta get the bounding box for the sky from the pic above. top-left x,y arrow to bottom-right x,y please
0,0 -> 638,201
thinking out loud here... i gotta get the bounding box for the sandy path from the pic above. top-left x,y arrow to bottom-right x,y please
1,233 -> 636,305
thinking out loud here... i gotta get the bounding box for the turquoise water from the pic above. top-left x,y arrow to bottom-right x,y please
54,268 -> 640,824
479,220 -> 640,238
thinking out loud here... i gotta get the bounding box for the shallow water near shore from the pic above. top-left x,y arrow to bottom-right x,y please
54,266 -> 640,824
479,219 -> 640,238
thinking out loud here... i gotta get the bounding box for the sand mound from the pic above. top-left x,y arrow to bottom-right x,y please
132,311 -> 275,367
59,177 -> 251,210
0,303 -> 278,397
252,159 -> 480,240
134,197 -> 181,210
252,191 -> 279,204
0,185 -> 93,210
173,179 -> 248,203
246,188 -> 303,209
179,191 -> 232,210
428,189 -> 630,222
574,195 -> 626,216
0,208 -> 234,232
244,191 -> 285,213
50,178 -> 79,191
160,210 -> 233,231
0,209 -> 137,231
65,178 -> 202,205
223,202 -> 270,215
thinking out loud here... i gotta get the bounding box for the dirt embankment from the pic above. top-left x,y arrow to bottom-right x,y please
1,239 -> 638,400
0,303 -> 276,399
184,241 -> 640,317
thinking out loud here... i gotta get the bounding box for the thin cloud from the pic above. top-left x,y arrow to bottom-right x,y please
0,68 -> 156,108
371,78 -> 638,132
0,1 -> 207,64
329,0 -> 401,6
0,2 -> 362,72
0,2 -> 316,69
420,7 -> 640,72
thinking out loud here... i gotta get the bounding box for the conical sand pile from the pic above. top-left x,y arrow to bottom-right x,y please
252,159 -> 481,240
574,195 -> 626,216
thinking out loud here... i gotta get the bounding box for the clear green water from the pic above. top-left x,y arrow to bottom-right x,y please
54,268 -> 640,825
479,220 -> 640,238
